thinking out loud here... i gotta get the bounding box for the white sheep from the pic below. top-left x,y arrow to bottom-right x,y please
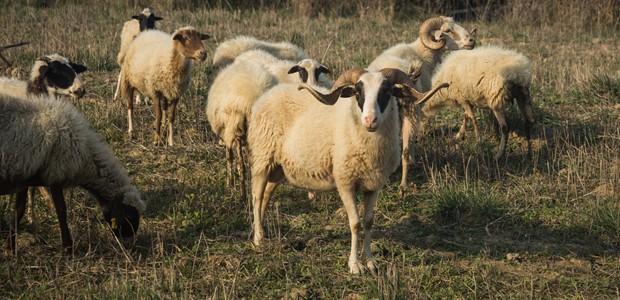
212,35 -> 309,68
113,8 -> 163,104
120,26 -> 210,146
367,16 -> 476,196
0,54 -> 87,99
0,93 -> 146,254
247,68 -> 447,275
206,49 -> 332,204
422,45 -> 535,160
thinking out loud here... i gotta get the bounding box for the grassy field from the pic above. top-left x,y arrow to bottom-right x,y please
1,1 -> 619,299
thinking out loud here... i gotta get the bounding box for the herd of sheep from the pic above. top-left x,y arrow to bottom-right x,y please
0,8 -> 534,275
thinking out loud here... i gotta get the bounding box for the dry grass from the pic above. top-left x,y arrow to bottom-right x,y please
1,2 -> 619,299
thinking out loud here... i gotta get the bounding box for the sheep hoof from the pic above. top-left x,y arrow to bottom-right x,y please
348,260 -> 365,275
307,192 -> 316,200
367,260 -> 379,277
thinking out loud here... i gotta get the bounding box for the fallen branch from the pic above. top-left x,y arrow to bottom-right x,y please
0,41 -> 30,66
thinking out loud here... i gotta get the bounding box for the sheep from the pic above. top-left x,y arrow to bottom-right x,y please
120,26 -> 210,146
247,67 -> 447,275
113,8 -> 163,104
212,35 -> 309,69
0,54 -> 87,99
421,45 -> 535,160
206,49 -> 332,204
367,16 -> 476,197
0,93 -> 145,255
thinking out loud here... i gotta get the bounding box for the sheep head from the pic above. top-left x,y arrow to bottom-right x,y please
132,7 -> 163,31
172,26 -> 211,62
299,68 -> 433,131
103,189 -> 144,241
31,54 -> 87,99
419,16 -> 476,51
287,59 -> 331,86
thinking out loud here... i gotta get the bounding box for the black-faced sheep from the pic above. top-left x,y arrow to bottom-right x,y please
247,68 -> 447,275
0,54 -> 87,99
120,26 -> 210,146
0,93 -> 145,254
212,35 -> 309,69
206,49 -> 332,204
367,16 -> 476,197
113,8 -> 163,104
422,45 -> 535,160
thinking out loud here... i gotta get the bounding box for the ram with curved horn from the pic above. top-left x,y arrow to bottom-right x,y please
367,16 -> 476,198
247,67 -> 447,275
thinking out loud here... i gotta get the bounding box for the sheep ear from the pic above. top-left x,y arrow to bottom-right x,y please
470,27 -> 477,35
38,65 -> 49,76
154,16 -> 163,21
433,30 -> 444,41
70,63 -> 87,74
173,33 -> 185,42
200,33 -> 211,40
131,15 -> 140,20
340,87 -> 356,98
318,65 -> 331,74
288,65 -> 302,74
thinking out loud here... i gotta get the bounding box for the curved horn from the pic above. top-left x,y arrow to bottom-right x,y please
298,83 -> 351,105
379,68 -> 426,100
414,82 -> 449,106
298,68 -> 367,105
330,67 -> 367,92
419,17 -> 447,50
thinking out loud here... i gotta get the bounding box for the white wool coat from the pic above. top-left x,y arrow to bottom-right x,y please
248,83 -> 401,192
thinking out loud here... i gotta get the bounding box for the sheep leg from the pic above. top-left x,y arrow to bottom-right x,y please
153,98 -> 163,145
399,116 -> 414,199
236,140 -> 247,205
492,110 -> 509,160
261,181 -> 281,221
4,189 -> 27,256
167,100 -> 177,146
26,187 -> 36,224
125,87 -> 135,137
49,185 -> 72,252
225,146 -> 235,188
516,93 -> 535,158
455,115 -> 468,140
113,70 -> 122,102
337,186 -> 364,274
362,191 -> 379,276
251,172 -> 268,246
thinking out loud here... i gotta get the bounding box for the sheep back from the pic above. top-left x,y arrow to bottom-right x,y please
429,45 -> 532,112
0,77 -> 27,98
117,19 -> 141,66
206,60 -> 278,148
212,35 -> 308,68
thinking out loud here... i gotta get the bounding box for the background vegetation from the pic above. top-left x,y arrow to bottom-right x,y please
1,0 -> 619,298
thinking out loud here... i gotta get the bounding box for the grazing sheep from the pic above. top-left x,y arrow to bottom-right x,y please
113,8 -> 163,104
0,54 -> 87,99
120,26 -> 210,146
212,35 -> 308,69
206,49 -> 332,204
367,16 -> 476,196
0,93 -> 145,254
247,68 -> 447,275
422,45 -> 534,160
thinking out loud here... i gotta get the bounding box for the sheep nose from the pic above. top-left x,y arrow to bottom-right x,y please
363,114 -> 378,131
198,50 -> 208,61
71,82 -> 86,98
